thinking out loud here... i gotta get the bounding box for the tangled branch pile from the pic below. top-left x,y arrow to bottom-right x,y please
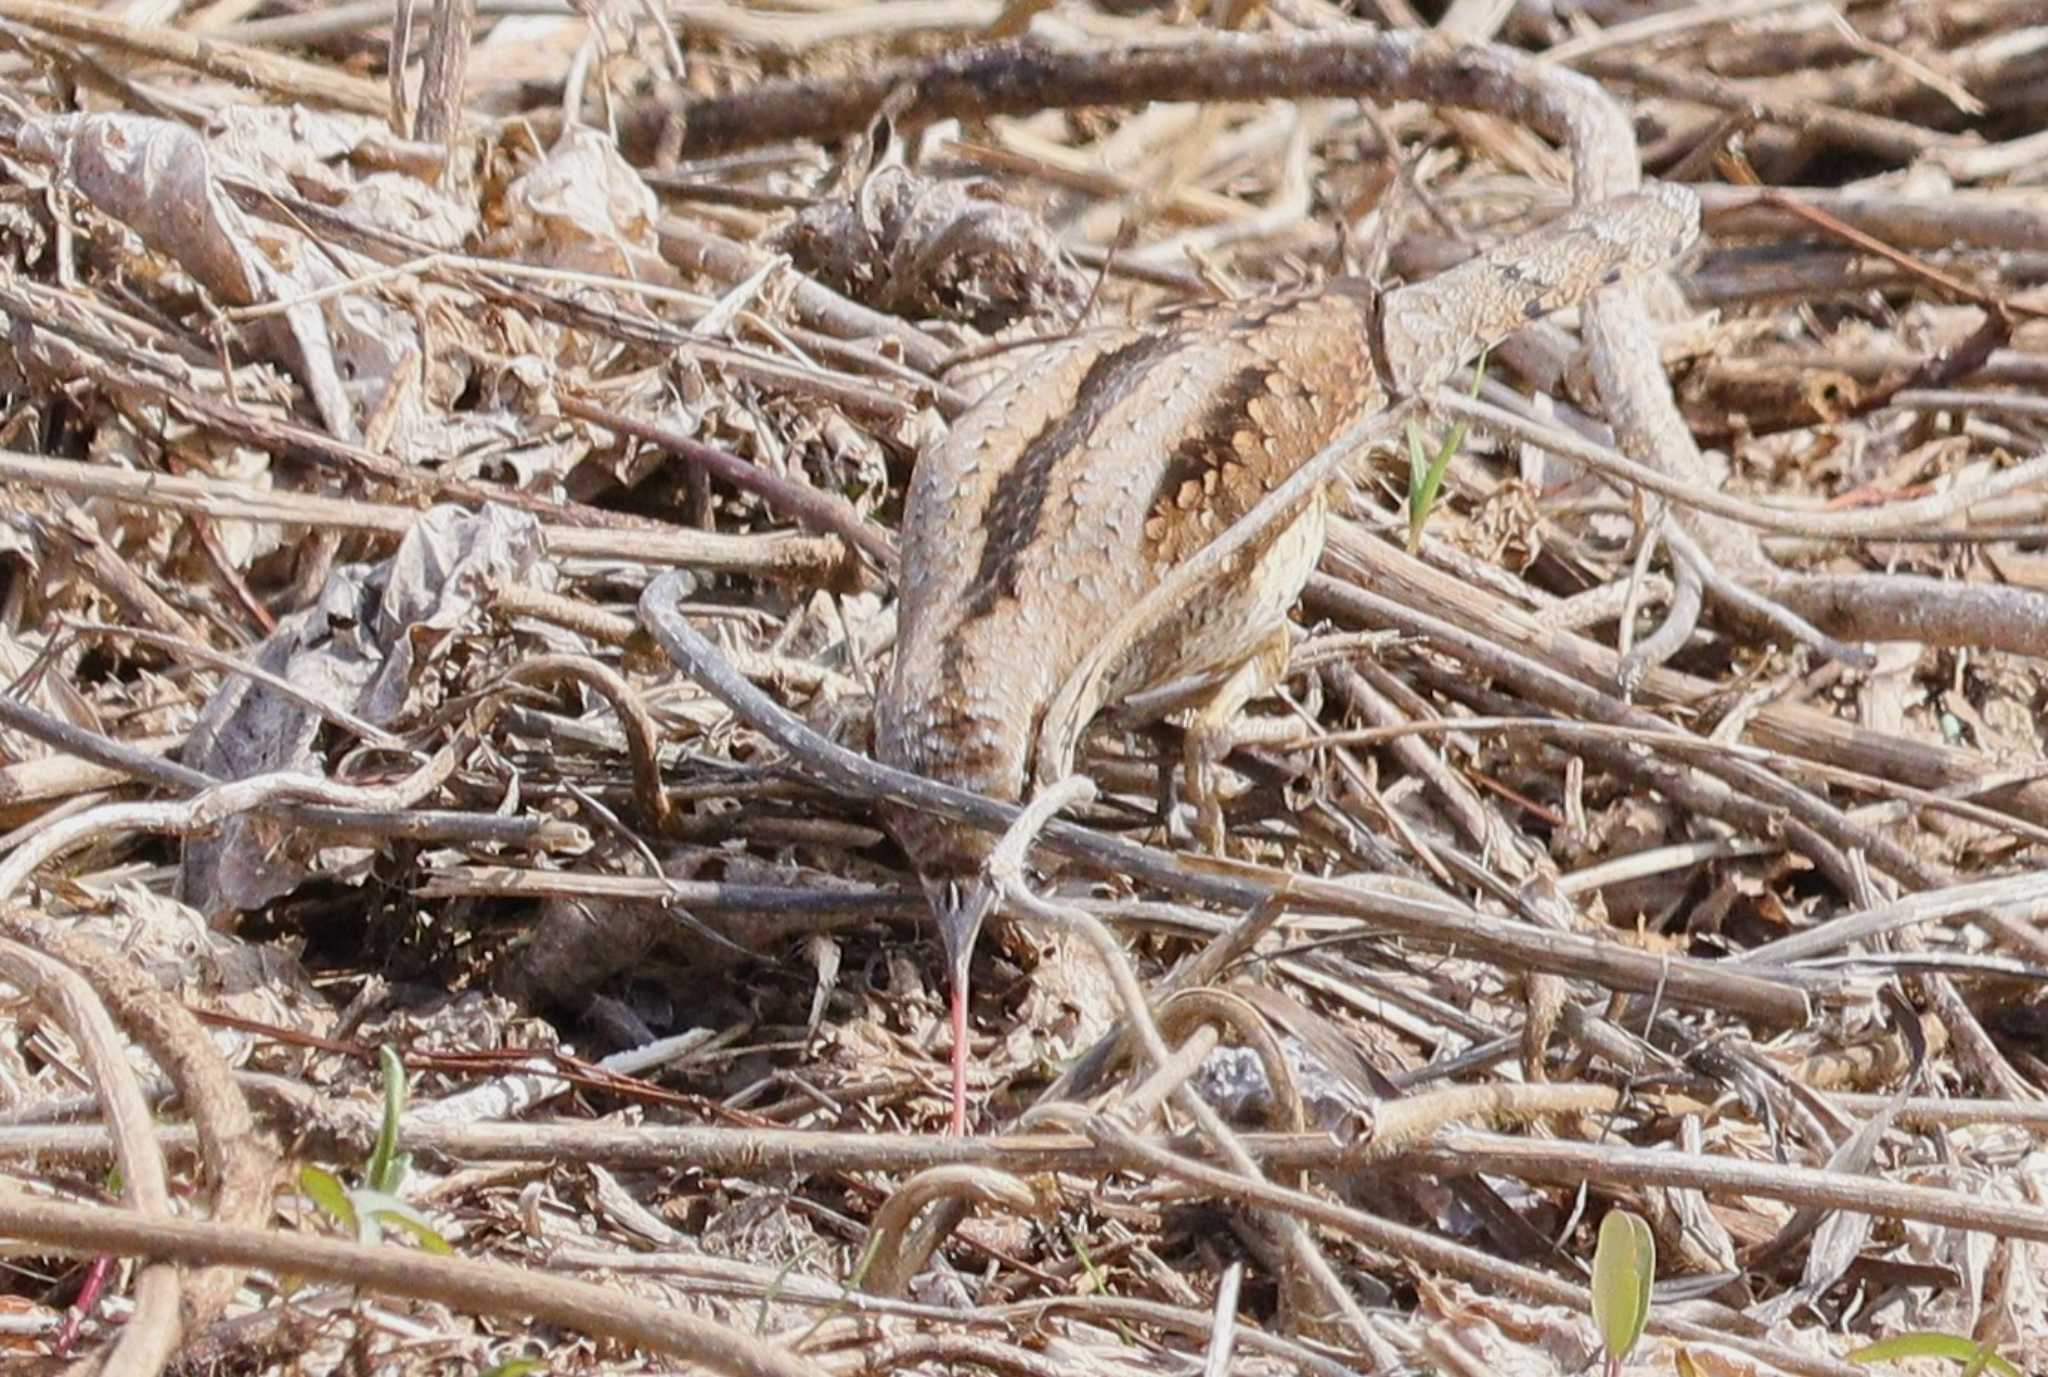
1,2 -> 2047,1375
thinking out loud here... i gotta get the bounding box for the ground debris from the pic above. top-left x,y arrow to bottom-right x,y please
0,4 -> 2045,1376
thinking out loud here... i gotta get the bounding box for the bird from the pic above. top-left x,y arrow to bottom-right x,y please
874,282 -> 1386,1134
873,187 -> 1700,1134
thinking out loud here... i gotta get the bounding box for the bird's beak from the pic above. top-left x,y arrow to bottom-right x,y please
933,876 -> 996,1003
930,876 -> 998,1135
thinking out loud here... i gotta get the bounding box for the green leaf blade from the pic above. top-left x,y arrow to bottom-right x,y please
1590,1208 -> 1655,1363
298,1165 -> 358,1234
1850,1333 -> 2020,1377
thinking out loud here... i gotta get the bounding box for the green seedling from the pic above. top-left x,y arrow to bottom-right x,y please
1061,1219 -> 1140,1347
1850,1332 -> 2021,1377
1062,1218 -> 1122,1300
1590,1208 -> 1655,1377
299,1044 -> 451,1254
479,1360 -> 544,1377
1405,350 -> 1486,552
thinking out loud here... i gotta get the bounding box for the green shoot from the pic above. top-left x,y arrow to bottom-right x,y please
1061,1220 -> 1139,1346
365,1043 -> 410,1194
1405,349 -> 1485,552
299,1044 -> 450,1253
1063,1218 -> 1109,1297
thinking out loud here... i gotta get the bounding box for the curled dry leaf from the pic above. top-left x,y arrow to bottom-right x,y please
181,507 -> 558,915
20,112 -> 362,440
770,164 -> 1088,331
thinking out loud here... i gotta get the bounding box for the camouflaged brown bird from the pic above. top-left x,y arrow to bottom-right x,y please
875,185 -> 1700,1134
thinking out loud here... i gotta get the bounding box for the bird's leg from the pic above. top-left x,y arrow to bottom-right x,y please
1183,625 -> 1293,855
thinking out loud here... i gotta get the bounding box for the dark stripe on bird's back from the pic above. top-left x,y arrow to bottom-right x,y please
963,329 -> 1187,617
1144,364 -> 1275,519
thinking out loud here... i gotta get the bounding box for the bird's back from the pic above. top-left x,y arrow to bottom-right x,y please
875,283 -> 1387,882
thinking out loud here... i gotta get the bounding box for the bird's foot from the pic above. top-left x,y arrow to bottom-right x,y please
1183,627 -> 1293,856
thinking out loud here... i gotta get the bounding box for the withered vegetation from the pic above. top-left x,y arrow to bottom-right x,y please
1,2 -> 2047,1375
